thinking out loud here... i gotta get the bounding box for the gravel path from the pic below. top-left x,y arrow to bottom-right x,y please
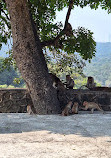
0,112 -> 111,158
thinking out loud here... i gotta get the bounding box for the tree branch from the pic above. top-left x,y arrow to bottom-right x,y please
41,0 -> 74,48
64,0 -> 74,28
1,8 -> 10,20
2,0 -> 6,3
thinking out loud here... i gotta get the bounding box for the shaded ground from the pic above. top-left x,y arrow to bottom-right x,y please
0,112 -> 111,158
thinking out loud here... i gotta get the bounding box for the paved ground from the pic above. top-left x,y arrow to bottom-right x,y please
0,112 -> 111,158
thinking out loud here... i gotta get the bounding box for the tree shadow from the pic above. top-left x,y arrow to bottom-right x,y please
0,112 -> 111,138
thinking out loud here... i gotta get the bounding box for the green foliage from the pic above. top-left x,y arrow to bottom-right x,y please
48,60 -> 92,89
13,76 -> 24,85
0,0 -> 11,50
0,57 -> 24,87
47,55 -> 87,89
47,26 -> 96,61
74,27 -> 96,61
0,84 -> 15,88
27,0 -> 111,64
1,49 -> 15,70
46,49 -> 86,76
71,73 -> 87,89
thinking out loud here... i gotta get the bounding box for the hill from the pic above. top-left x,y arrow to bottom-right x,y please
84,42 -> 111,86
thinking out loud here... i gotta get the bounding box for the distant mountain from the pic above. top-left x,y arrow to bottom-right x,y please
84,42 -> 111,86
96,42 -> 111,57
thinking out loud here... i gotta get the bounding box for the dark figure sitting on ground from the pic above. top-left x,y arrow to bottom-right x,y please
64,75 -> 75,89
86,76 -> 96,90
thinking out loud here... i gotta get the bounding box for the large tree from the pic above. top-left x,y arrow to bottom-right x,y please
1,0 -> 111,114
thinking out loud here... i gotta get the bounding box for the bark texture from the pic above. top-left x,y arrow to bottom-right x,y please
5,0 -> 61,114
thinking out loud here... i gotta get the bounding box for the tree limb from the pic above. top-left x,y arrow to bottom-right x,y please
2,0 -> 6,3
64,0 -> 74,28
1,8 -> 10,20
41,0 -> 74,48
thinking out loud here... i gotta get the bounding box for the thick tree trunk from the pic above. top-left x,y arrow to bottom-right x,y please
6,0 -> 61,114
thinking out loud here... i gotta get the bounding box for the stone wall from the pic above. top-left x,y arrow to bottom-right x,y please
58,89 -> 111,111
0,88 -> 28,113
0,88 -> 111,113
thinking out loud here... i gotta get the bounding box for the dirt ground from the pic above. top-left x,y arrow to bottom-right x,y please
0,112 -> 111,158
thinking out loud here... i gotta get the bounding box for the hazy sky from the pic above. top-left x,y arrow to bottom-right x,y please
56,6 -> 111,42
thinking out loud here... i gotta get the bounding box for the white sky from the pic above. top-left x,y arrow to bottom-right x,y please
56,6 -> 111,42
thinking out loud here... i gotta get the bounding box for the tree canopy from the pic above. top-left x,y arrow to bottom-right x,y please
1,0 -> 111,73
0,0 -> 111,84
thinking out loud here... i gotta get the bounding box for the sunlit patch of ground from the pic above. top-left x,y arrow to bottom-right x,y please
0,112 -> 111,158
